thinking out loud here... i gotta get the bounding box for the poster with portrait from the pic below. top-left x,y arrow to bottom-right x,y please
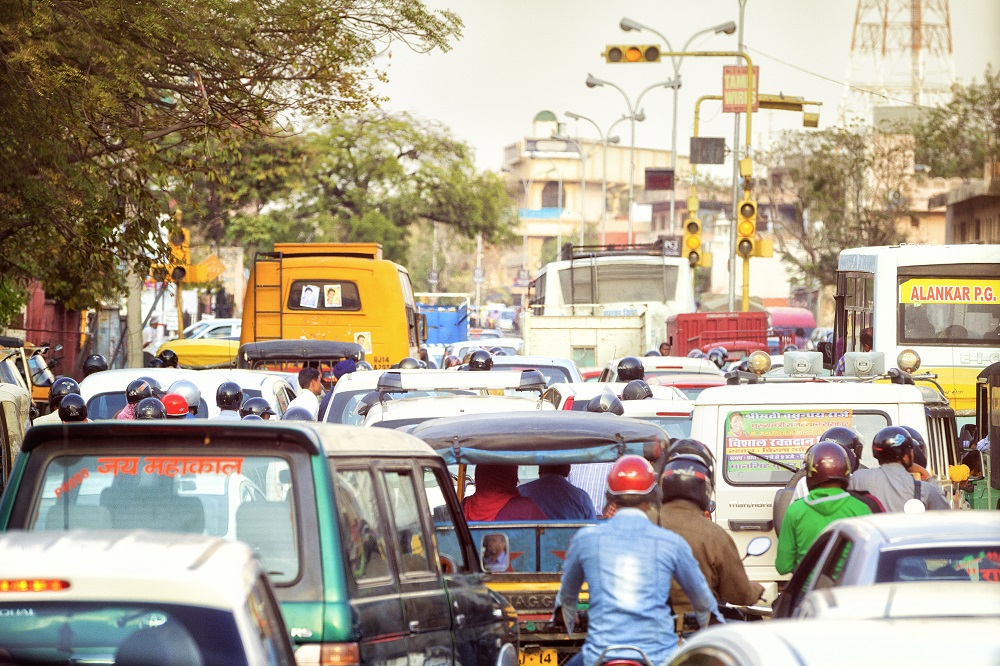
354,332 -> 372,354
299,284 -> 319,308
324,284 -> 342,308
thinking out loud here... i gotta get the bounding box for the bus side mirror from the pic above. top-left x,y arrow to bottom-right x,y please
417,313 -> 428,343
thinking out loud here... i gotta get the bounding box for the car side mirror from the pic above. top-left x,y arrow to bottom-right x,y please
745,536 -> 772,558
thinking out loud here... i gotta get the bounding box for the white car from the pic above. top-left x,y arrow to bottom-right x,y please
793,581 -> 1000,621
0,530 -> 295,664
323,369 -> 482,425
364,393 -> 554,430
620,396 -> 695,440
183,317 -> 242,340
446,337 -> 523,360
544,381 -> 686,411
598,355 -> 723,381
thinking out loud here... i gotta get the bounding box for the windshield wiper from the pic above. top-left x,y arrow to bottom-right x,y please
746,450 -> 799,474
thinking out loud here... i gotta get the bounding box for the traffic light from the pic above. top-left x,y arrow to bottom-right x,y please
682,215 -> 702,267
603,45 -> 661,63
169,226 -> 190,266
736,193 -> 757,258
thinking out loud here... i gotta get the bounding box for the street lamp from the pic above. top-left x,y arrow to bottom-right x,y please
564,111 -> 622,246
619,17 -> 736,234
585,75 -> 680,244
552,134 -> 592,247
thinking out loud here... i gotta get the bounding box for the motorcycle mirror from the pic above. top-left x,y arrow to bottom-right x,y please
903,498 -> 926,514
52,344 -> 63,353
745,536 -> 772,558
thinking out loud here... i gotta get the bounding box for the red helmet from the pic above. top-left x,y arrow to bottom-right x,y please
161,392 -> 189,418
607,455 -> 658,496
805,441 -> 852,490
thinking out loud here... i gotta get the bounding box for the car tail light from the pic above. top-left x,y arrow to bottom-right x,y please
294,642 -> 361,666
562,397 -> 574,410
0,579 -> 70,592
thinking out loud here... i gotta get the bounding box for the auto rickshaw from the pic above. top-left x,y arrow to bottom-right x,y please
0,338 -> 61,415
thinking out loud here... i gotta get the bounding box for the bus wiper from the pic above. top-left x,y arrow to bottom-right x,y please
746,450 -> 799,474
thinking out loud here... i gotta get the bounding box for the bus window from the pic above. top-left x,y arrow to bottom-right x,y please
287,281 -> 361,311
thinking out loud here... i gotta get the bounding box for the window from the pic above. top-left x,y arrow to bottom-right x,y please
558,263 -> 679,306
287,280 -> 361,311
383,470 -> 432,575
818,536 -> 855,588
876,546 -> 1000,583
206,325 -> 233,338
334,468 -> 391,582
422,466 -> 469,573
541,182 -> 563,209
247,576 -> 296,665
841,272 -> 874,354
86,394 -> 210,420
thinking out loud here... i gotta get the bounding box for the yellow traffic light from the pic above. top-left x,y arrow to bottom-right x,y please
169,227 -> 191,265
737,194 -> 757,258
682,215 -> 702,267
604,45 -> 661,63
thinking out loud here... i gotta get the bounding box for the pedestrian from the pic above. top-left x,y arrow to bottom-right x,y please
286,367 -> 323,419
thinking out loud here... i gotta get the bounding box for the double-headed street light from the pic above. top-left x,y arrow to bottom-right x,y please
585,75 -> 680,244
563,111 -> 622,246
619,17 -> 736,235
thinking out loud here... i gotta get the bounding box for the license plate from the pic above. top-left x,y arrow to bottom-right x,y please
519,649 -> 557,666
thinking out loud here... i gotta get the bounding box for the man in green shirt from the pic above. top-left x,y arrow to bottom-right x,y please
776,441 -> 871,574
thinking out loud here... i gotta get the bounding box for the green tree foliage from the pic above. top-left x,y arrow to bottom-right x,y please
209,112 -> 516,265
909,66 -> 1000,179
0,0 -> 461,324
760,125 -> 910,289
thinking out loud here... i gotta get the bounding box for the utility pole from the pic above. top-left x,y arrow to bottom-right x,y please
728,0 -> 748,312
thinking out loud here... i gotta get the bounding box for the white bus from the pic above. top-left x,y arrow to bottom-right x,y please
835,244 -> 1000,416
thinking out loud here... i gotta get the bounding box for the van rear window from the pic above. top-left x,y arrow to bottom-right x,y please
723,410 -> 888,485
31,453 -> 298,583
287,280 -> 361,311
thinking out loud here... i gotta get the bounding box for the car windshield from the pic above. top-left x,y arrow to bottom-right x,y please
630,416 -> 692,439
877,546 -> 1000,583
31,453 -> 298,583
183,321 -> 211,338
493,364 -> 570,385
0,601 -> 245,665
87,393 -> 210,420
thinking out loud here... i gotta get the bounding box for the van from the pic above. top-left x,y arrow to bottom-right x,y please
241,243 -> 425,369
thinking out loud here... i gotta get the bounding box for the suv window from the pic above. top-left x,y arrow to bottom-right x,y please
422,466 -> 470,573
31,453 -> 299,583
817,535 -> 855,588
334,468 -> 392,582
383,470 -> 433,575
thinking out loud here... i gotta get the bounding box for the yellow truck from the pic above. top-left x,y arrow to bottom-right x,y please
241,243 -> 424,368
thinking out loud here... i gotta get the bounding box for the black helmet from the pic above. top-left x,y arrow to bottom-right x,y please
134,397 -> 167,420
157,348 -> 179,368
468,349 -> 493,371
900,426 -> 928,468
819,426 -> 864,470
146,357 -> 164,368
586,393 -> 624,416
216,381 -> 243,411
644,350 -> 661,357
664,439 -> 715,480
282,406 -> 315,421
138,376 -> 165,397
804,441 -> 853,489
687,349 -> 708,359
707,347 -> 727,369
398,357 -> 420,370
871,426 -> 914,463
616,356 -> 644,381
489,346 -> 508,356
125,378 -> 155,405
48,376 -> 80,410
240,396 -> 277,419
57,393 -> 88,422
82,354 -> 108,377
442,355 -> 462,369
242,414 -> 265,421
621,379 -> 653,401
660,456 -> 713,512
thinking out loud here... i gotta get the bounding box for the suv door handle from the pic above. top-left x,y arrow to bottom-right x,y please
455,614 -> 465,626
409,620 -> 420,632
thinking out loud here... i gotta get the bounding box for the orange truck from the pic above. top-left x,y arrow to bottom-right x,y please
240,243 -> 424,369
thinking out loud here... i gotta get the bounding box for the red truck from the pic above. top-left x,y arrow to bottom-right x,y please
665,312 -> 771,359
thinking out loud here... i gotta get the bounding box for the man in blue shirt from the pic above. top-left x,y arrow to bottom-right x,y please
519,465 -> 596,520
557,456 -> 722,666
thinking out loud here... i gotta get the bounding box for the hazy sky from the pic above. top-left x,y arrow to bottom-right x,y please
375,1 -> 1000,174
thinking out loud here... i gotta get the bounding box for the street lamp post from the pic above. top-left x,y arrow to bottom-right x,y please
585,75 -> 680,244
619,18 -> 737,235
566,111 -> 623,246
552,134 -> 590,246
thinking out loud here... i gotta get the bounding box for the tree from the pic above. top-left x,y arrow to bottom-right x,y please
759,125 -> 911,290
211,112 -> 516,265
909,66 -> 1000,179
0,0 -> 461,325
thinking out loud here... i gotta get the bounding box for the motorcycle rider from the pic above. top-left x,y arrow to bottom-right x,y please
849,426 -> 949,511
82,354 -> 108,377
214,381 -> 244,420
168,379 -> 201,418
33,376 -> 80,425
557,456 -> 721,666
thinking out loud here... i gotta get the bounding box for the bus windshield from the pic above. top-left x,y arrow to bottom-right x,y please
558,263 -> 679,305
898,275 -> 1000,346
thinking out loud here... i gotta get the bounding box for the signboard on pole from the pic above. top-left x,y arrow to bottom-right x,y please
722,66 -> 759,113
690,137 -> 727,165
473,267 -> 485,285
644,168 -> 674,191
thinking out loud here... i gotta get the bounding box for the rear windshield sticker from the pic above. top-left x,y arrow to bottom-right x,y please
324,284 -> 342,308
54,468 -> 89,498
95,456 -> 244,477
299,285 -> 319,308
725,410 -> 853,474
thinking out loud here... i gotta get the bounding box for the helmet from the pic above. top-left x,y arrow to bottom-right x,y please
161,393 -> 190,418
216,381 -> 243,411
804,441 -> 853,489
819,426 -> 864,469
586,393 -> 624,416
355,390 -> 392,417
356,360 -> 374,371
168,379 -> 201,413
707,347 -> 727,369
146,357 -> 164,368
138,376 -> 165,397
644,350 -> 661,357
240,396 -> 277,419
157,348 -> 179,368
687,349 -> 708,359
616,356 -> 644,381
661,457 -> 713,511
468,349 -> 493,371
134,397 -> 167,420
82,354 -> 108,377
125,379 -> 155,405
871,426 -> 914,463
900,426 -> 928,468
47,376 -> 80,410
442,355 -> 462,369
282,406 -> 314,421
783,344 -> 799,353
607,455 -> 658,497
489,347 -> 507,356
664,439 -> 716,479
57,393 -> 88,422
621,379 -> 653,401
242,414 -> 265,421
417,359 -> 428,369
398,357 -> 420,370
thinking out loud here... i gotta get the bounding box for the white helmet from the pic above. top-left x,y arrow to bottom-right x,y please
168,379 -> 201,413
